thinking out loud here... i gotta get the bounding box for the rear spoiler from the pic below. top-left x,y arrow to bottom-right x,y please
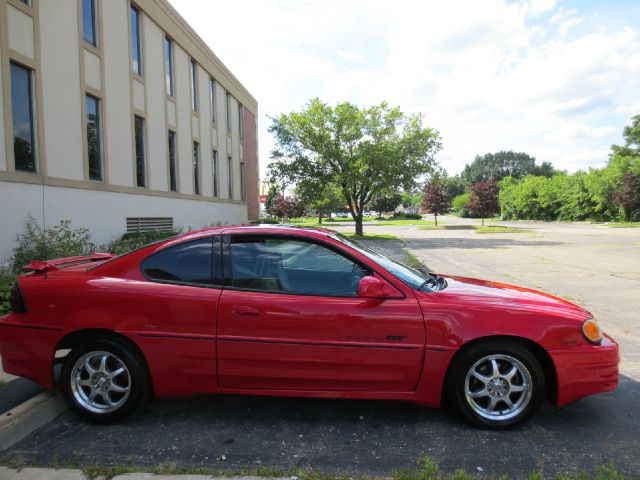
22,252 -> 117,272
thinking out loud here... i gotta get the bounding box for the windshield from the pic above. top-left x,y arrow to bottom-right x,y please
332,234 -> 428,290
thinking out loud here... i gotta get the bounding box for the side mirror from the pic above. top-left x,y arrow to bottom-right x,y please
358,275 -> 401,299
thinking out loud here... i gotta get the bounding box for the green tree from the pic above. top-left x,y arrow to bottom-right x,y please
268,98 -> 442,235
462,151 -> 538,183
370,192 -> 402,218
295,181 -> 344,224
422,179 -> 452,226
611,114 -> 640,158
613,172 -> 640,221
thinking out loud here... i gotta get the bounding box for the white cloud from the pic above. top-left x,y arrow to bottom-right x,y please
168,0 -> 640,178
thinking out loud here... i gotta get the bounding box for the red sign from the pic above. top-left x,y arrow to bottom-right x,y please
259,195 -> 267,204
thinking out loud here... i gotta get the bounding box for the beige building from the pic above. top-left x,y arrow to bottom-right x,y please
0,0 -> 259,260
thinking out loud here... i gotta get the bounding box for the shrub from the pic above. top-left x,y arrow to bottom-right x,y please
250,217 -> 280,225
391,212 -> 423,219
451,193 -> 470,217
106,230 -> 180,255
0,269 -> 16,315
12,217 -> 95,274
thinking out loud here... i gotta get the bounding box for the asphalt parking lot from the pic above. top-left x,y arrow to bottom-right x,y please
1,218 -> 639,478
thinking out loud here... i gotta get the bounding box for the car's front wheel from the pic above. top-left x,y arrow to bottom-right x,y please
61,338 -> 150,422
447,341 -> 545,428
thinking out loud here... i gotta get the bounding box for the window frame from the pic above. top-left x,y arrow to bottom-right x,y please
134,115 -> 146,188
82,0 -> 98,47
130,5 -> 142,76
221,234 -> 375,298
240,161 -> 246,201
209,77 -> 217,124
190,59 -> 198,111
164,36 -> 174,96
193,141 -> 200,195
227,155 -> 233,199
168,130 -> 177,192
85,94 -> 102,181
212,149 -> 219,197
140,236 -> 223,289
10,61 -> 37,174
225,91 -> 231,133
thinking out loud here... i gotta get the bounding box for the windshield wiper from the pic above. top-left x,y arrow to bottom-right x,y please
418,270 -> 447,292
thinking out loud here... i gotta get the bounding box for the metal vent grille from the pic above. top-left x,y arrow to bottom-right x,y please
126,217 -> 174,233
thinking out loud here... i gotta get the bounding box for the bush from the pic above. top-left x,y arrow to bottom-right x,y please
391,212 -> 423,219
0,269 -> 16,315
12,217 -> 95,274
106,230 -> 180,255
250,217 -> 280,225
452,193 -> 470,217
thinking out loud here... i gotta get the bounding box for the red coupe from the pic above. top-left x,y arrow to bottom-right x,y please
0,226 -> 619,427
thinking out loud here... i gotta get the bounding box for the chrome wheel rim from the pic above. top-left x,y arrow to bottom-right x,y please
464,354 -> 532,421
70,351 -> 131,414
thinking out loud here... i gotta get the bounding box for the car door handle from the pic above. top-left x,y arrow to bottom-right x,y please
231,306 -> 260,317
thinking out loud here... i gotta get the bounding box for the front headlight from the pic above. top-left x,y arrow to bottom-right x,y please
581,317 -> 603,345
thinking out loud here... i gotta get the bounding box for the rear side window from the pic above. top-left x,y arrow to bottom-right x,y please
142,237 -> 219,286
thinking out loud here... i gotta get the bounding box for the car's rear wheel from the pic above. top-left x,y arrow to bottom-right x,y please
447,341 -> 545,428
61,338 -> 150,422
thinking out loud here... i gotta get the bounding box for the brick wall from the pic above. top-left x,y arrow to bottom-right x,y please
243,108 -> 260,221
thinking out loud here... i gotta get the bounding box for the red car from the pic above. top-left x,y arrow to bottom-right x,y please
0,226 -> 619,428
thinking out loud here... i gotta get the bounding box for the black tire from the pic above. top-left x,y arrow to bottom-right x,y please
446,341 -> 545,428
61,338 -> 151,423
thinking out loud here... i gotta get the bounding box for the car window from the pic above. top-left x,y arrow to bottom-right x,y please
142,237 -> 217,286
229,236 -> 367,296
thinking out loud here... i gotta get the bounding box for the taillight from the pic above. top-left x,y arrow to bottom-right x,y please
9,282 -> 27,313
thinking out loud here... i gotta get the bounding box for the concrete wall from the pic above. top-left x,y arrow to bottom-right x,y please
0,181 -> 247,260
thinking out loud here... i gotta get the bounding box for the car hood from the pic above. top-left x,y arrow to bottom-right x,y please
419,274 -> 591,321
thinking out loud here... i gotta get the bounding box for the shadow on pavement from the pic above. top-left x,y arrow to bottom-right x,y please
408,237 -> 563,250
1,375 -> 638,478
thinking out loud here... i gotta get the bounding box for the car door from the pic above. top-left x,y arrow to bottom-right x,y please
217,234 -> 425,392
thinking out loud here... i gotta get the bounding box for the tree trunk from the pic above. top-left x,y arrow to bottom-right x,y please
434,214 -> 438,226
482,217 -> 485,226
318,213 -> 323,224
355,218 -> 363,236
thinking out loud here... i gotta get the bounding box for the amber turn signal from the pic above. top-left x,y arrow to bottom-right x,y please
582,318 -> 603,345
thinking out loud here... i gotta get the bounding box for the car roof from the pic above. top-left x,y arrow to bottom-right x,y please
179,224 -> 338,242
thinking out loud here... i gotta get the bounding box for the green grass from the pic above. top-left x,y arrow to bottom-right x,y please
0,380 -> 6,387
342,233 -> 401,241
404,251 -> 425,269
6,454 -> 628,480
418,225 -> 526,233
372,219 -> 436,226
475,226 -> 527,233
601,222 -> 640,228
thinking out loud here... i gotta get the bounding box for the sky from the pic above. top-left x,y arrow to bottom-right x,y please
168,0 -> 640,178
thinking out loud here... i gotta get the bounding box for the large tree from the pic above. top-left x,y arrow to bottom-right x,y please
268,99 -> 442,235
296,180 -> 344,224
423,179 -> 452,226
461,151 -> 538,183
613,172 -> 640,221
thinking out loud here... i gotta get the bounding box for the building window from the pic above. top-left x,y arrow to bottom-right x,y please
225,92 -> 231,134
10,62 -> 36,173
19,0 -> 30,5
212,150 -> 218,197
193,142 -> 200,195
82,0 -> 97,46
190,60 -> 198,111
168,131 -> 177,192
227,156 -> 233,199
240,162 -> 246,201
130,6 -> 142,75
164,36 -> 173,96
238,104 -> 244,141
134,115 -> 146,187
209,78 -> 216,123
86,95 -> 102,181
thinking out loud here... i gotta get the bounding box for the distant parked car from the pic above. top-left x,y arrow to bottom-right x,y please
335,212 -> 349,218
0,226 -> 618,427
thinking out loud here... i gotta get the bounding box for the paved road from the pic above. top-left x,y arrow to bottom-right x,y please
1,219 -> 639,478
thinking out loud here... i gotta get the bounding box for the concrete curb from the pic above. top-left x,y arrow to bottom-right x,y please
0,392 -> 68,452
0,468 -> 292,479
